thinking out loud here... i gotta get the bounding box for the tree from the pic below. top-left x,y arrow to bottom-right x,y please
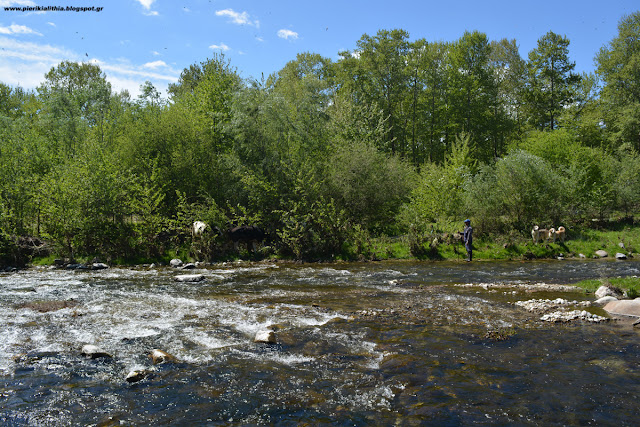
489,38 -> 526,156
339,29 -> 411,155
526,31 -> 581,131
596,11 -> 640,150
448,31 -> 496,162
37,61 -> 112,158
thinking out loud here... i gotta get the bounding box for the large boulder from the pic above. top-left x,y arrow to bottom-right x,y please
170,258 -> 183,268
595,285 -> 624,299
603,299 -> 640,318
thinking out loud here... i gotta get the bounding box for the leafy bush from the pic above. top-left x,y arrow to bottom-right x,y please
464,150 -> 568,234
325,140 -> 415,233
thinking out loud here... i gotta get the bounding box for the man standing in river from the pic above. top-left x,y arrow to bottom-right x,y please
462,219 -> 472,262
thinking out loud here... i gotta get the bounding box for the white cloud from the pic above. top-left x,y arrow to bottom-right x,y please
0,24 -> 42,36
143,60 -> 167,69
215,9 -> 259,27
0,36 -> 178,97
209,42 -> 230,52
277,29 -> 298,40
0,1 -> 36,6
135,0 -> 158,16
47,22 -> 56,27
135,0 -> 155,10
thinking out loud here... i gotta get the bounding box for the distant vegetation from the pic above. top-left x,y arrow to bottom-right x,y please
1,12 -> 640,265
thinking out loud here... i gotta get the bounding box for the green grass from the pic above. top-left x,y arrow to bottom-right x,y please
571,277 -> 640,298
368,224 -> 640,262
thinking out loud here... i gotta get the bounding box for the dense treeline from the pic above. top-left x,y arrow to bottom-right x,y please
1,12 -> 640,264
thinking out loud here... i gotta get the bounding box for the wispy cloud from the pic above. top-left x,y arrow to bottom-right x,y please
277,29 -> 298,40
215,9 -> 259,27
0,24 -> 42,36
143,60 -> 167,69
135,0 -> 155,10
0,36 -> 178,96
135,0 -> 158,16
209,42 -> 230,52
0,1 -> 36,6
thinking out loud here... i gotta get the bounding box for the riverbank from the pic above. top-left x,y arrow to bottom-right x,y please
369,223 -> 640,262
5,222 -> 640,272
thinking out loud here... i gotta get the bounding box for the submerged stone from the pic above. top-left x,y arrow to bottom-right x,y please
81,344 -> 112,359
126,369 -> 148,383
175,274 -> 205,282
150,349 -> 176,364
254,330 -> 276,344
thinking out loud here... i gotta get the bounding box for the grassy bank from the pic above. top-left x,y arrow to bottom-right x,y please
570,277 -> 640,298
368,224 -> 640,262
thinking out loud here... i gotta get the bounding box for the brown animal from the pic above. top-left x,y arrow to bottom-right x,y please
555,226 -> 566,242
531,225 -> 552,244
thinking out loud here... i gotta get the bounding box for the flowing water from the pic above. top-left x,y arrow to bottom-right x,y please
1,259 -> 640,426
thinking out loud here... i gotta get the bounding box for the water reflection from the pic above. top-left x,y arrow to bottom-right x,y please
1,260 -> 639,425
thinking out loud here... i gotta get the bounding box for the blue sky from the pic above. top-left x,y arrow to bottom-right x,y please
0,0 -> 637,98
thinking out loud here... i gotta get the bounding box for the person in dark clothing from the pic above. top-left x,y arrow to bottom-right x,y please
462,219 -> 473,262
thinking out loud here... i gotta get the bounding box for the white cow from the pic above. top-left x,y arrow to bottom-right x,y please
192,221 -> 208,239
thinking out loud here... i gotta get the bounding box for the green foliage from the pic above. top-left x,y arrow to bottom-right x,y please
526,31 -> 581,131
275,169 -> 350,260
325,140 -> 415,233
399,133 -> 474,233
596,11 -> 640,150
465,150 -> 568,233
2,18 -> 640,263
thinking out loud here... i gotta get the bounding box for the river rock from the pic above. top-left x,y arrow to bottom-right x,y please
254,330 -> 276,344
595,250 -> 609,258
595,285 -> 624,299
615,253 -> 627,260
174,274 -> 205,282
540,310 -> 608,323
91,262 -> 109,270
603,299 -> 640,318
182,263 -> 196,269
81,344 -> 112,359
126,369 -> 148,383
170,258 -> 183,268
150,349 -> 176,364
594,296 -> 618,306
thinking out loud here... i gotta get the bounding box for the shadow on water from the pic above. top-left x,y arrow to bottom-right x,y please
1,259 -> 639,425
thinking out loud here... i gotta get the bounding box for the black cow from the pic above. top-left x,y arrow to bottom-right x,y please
226,225 -> 266,252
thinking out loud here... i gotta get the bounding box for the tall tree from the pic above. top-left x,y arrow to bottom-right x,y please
489,38 -> 526,156
37,61 -> 112,158
448,31 -> 495,162
596,11 -> 640,150
341,29 -> 411,155
526,31 -> 581,131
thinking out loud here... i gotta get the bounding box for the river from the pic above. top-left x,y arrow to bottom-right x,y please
1,259 -> 639,425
